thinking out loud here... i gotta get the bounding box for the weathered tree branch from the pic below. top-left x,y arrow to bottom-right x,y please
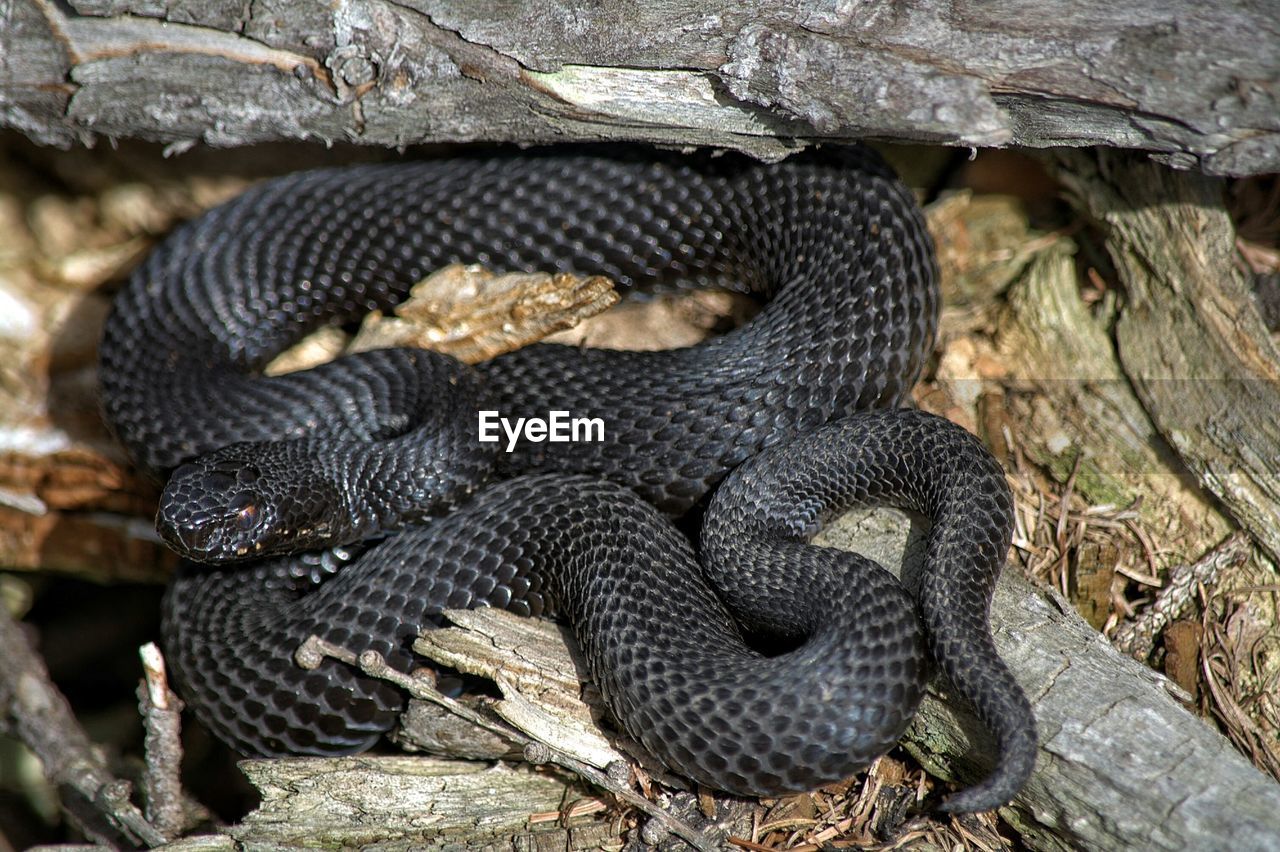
1052,149 -> 1280,567
0,602 -> 167,847
2,0 -> 1277,174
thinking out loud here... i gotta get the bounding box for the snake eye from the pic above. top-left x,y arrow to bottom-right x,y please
229,494 -> 261,530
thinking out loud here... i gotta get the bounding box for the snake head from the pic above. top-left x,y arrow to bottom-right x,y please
157,443 -> 352,563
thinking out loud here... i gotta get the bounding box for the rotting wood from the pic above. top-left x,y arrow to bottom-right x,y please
0,598 -> 167,846
1052,150 -> 1280,571
994,236 -> 1235,551
2,0 -> 1278,174
925,186 -> 1280,789
229,756 -> 618,850
414,609 -> 630,774
265,264 -> 620,373
842,507 -> 1280,852
290,634 -> 736,850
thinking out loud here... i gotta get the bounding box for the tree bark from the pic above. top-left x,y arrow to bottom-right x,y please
1054,149 -> 1280,567
3,0 -> 1278,174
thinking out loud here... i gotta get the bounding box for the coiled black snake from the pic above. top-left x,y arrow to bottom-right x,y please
98,146 -> 1036,812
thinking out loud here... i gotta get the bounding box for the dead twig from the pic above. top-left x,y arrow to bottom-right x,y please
294,634 -> 725,852
136,642 -> 205,838
1200,595 -> 1280,783
0,604 -> 165,847
1112,533 -> 1252,660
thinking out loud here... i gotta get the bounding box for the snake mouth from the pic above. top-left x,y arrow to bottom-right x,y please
158,513 -> 217,560
157,511 -> 247,562
156,494 -> 270,562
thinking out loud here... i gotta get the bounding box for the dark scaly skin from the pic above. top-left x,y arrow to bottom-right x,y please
101,149 -> 934,511
702,411 -> 1034,810
164,467 -> 927,795
99,147 -> 1036,811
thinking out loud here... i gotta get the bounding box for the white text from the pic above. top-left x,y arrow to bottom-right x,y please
477,410 -> 605,452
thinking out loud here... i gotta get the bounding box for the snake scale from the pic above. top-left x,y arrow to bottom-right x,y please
98,146 -> 1036,813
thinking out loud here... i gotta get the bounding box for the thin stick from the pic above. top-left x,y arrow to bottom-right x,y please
0,604 -> 165,846
136,642 -> 192,838
1111,532 -> 1251,659
295,635 -> 724,852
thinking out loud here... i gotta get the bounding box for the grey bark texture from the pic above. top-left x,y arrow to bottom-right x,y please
2,0 -> 1278,174
0,600 -> 168,846
1055,148 -> 1280,567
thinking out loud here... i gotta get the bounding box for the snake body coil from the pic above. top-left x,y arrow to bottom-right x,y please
99,147 -> 1035,811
